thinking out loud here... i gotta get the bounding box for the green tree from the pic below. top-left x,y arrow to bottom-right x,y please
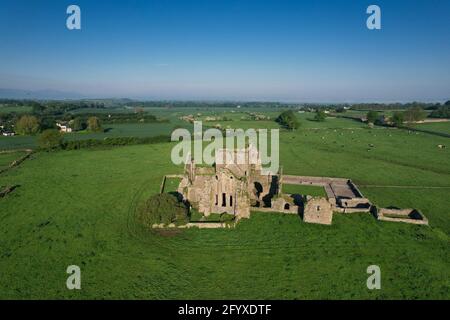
137,193 -> 188,226
275,110 -> 299,130
391,111 -> 404,127
87,116 -> 102,132
31,103 -> 45,114
39,117 -> 57,130
15,115 -> 40,135
314,110 -> 326,122
403,106 -> 426,123
71,117 -> 85,131
366,110 -> 378,124
38,129 -> 63,150
430,106 -> 450,118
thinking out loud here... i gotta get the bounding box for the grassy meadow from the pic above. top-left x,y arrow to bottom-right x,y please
0,105 -> 33,114
0,122 -> 188,150
0,111 -> 449,299
0,151 -> 28,171
282,184 -> 327,197
415,121 -> 450,135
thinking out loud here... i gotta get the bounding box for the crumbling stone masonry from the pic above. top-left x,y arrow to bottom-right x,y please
303,197 -> 333,225
168,147 -> 426,227
374,208 -> 429,225
178,145 -> 275,220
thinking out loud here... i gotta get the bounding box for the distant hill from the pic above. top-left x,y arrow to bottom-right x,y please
0,88 -> 86,100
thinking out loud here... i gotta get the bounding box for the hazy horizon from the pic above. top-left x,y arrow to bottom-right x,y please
0,87 -> 448,104
1,0 -> 449,102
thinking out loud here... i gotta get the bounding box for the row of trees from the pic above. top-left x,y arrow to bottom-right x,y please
2,98 -> 449,113
31,101 -> 106,115
351,101 -> 449,111
72,112 -> 161,124
277,104 -> 440,131
13,115 -> 103,135
275,109 -> 329,129
366,107 -> 428,127
429,106 -> 450,118
313,110 -> 327,122
38,133 -> 169,151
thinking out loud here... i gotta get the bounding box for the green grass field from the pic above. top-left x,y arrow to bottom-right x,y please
0,113 -> 449,299
163,177 -> 181,193
415,121 -> 450,135
0,151 -> 28,171
0,105 -> 33,114
282,184 -> 327,197
0,122 -> 188,150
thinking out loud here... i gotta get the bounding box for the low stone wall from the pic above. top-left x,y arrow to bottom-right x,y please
159,176 -> 167,194
160,174 -> 184,193
340,207 -> 371,213
378,208 -> 411,216
152,221 -> 235,229
324,185 -> 335,200
376,208 -> 429,226
337,197 -> 371,212
283,175 -> 349,186
185,222 -> 233,229
0,150 -> 33,176
0,185 -> 18,198
348,180 -> 365,198
250,206 -> 299,215
165,174 -> 184,178
377,216 -> 428,225
282,175 -> 363,201
404,126 -> 450,138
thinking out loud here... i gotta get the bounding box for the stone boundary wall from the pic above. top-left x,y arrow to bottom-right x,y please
348,180 -> 365,198
338,207 -> 371,213
404,126 -> 450,138
324,185 -> 335,200
159,176 -> 167,193
283,175 -> 349,186
376,208 -> 429,225
0,150 -> 33,176
152,222 -> 235,229
165,174 -> 184,178
379,208 -> 412,216
282,175 -> 366,202
250,207 -> 298,215
0,185 -> 18,198
377,216 -> 429,225
185,222 -> 233,229
0,148 -> 33,154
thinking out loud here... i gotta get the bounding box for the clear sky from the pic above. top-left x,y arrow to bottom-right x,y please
0,0 -> 449,102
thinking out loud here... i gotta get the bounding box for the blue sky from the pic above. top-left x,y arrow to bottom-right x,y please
0,0 -> 449,102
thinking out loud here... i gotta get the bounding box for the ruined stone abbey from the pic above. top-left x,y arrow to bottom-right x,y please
169,146 -> 427,227
178,145 -> 276,219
